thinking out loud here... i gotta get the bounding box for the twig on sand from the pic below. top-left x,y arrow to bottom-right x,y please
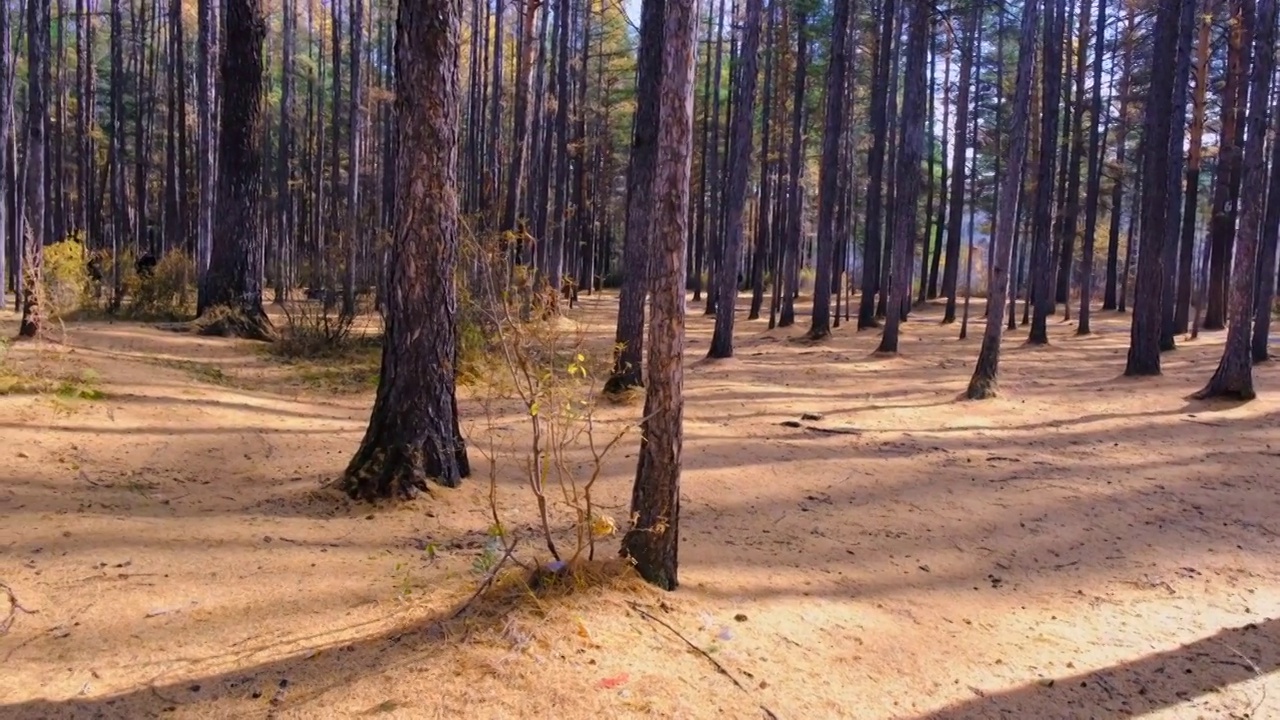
450,542 -> 519,620
1,581 -> 36,634
627,600 -> 780,719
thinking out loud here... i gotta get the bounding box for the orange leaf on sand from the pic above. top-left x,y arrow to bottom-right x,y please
599,673 -> 629,689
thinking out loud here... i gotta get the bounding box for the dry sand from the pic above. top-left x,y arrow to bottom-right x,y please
2,292 -> 1280,720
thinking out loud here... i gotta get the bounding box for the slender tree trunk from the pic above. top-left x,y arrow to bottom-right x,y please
604,0 -> 664,393
1028,0 -> 1064,345
1103,6 -> 1134,310
709,0 -> 762,356
875,0 -> 927,353
942,0 -> 979,323
1052,0 -> 1091,312
857,0 -> 896,329
1204,0 -> 1247,330
1175,8 -> 1211,334
748,0 -> 776,321
1076,0 -> 1107,335
966,0 -> 1038,398
1251,89 -> 1280,361
778,8 -> 808,328
807,0 -> 851,338
18,0 -> 50,337
341,0 -> 364,314
622,0 -> 697,591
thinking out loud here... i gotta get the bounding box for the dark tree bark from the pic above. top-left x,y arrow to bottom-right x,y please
500,0 -> 541,241
1103,6 -> 1134,311
197,0 -> 273,339
1027,0 -> 1063,345
779,8 -> 808,328
709,0 -> 762,357
109,0 -> 125,310
1052,0 -> 1091,311
1204,0 -> 1247,330
276,0 -> 295,301
1124,0 -> 1182,376
18,0 -> 50,338
1196,0 -> 1273,398
344,0 -> 471,499
603,0 -> 664,394
342,0 -> 365,315
1175,11 -> 1211,335
807,0 -> 851,339
966,0 -> 1038,398
1251,97 -> 1280,362
1159,0 -> 1195,351
875,0 -> 927,354
621,0 -> 696,591
942,0 -> 979,323
196,0 -> 216,289
748,0 -> 777,321
858,0 -> 897,329
1076,0 -> 1107,335
0,0 -> 12,297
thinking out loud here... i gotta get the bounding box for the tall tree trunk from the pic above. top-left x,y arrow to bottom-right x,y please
778,8 -> 808,328
501,0 -> 541,243
1076,0 -> 1107,335
966,0 -> 1038,398
621,0 -> 697,591
197,0 -> 272,340
1124,0 -> 1182,376
276,0 -> 294,301
857,0 -> 896,329
342,0 -> 364,314
942,0 -> 979,323
1103,5 -> 1134,310
1052,0 -> 1091,310
109,0 -> 126,310
1251,86 -> 1280,361
875,0 -> 927,353
1204,0 -> 1247,330
0,0 -> 12,296
747,0 -> 776,321
343,0 -> 471,499
1175,8 -> 1211,334
807,0 -> 850,338
18,0 -> 50,337
703,0 -> 727,315
709,0 -> 762,357
1159,0 -> 1195,350
1027,0 -> 1064,345
603,0 -> 664,393
1195,0 -> 1273,398
196,0 -> 216,297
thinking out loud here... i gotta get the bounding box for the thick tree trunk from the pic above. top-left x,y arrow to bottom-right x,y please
1196,0 -> 1273,398
875,0 -> 927,353
197,0 -> 272,340
1124,0 -> 1181,376
966,0 -> 1038,398
709,0 -> 762,357
621,0 -> 696,591
604,0 -> 664,394
344,0 -> 471,499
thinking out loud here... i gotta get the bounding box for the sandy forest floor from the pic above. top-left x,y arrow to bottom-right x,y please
3,292 -> 1280,720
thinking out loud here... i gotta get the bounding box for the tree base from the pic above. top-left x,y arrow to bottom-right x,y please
603,368 -> 644,396
965,376 -> 997,400
341,440 -> 467,502
195,305 -> 276,342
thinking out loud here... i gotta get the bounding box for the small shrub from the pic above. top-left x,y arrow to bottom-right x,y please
42,240 -> 91,318
271,300 -> 358,359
